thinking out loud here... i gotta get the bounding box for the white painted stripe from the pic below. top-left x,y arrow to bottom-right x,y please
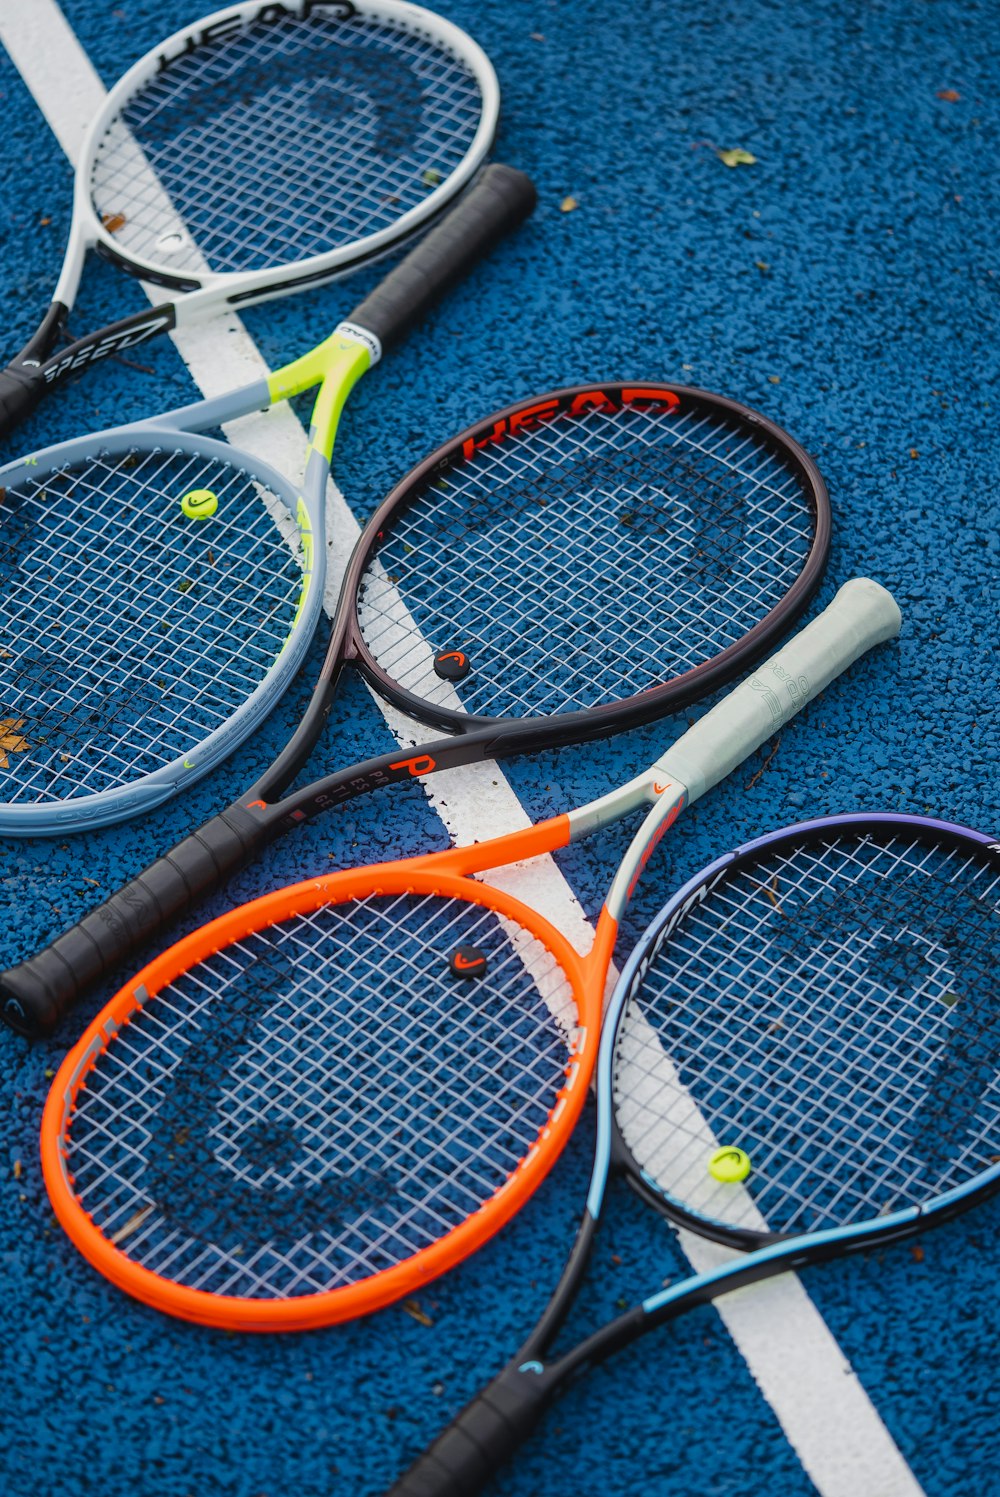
0,7 -> 924,1495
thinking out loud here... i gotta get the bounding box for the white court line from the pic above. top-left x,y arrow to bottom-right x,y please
0,6 -> 925,1494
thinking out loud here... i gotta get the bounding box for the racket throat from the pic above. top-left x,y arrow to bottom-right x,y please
38,303 -> 179,390
268,330 -> 371,406
9,302 -> 67,368
0,304 -> 68,428
516,1209 -> 600,1369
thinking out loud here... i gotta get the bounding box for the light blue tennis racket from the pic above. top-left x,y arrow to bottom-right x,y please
0,164 -> 534,834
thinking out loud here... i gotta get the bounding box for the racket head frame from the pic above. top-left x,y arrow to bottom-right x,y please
40,847 -> 607,1332
0,339 -> 367,834
604,810 -> 1000,1250
141,373 -> 832,835
56,0 -> 501,314
333,379 -> 833,741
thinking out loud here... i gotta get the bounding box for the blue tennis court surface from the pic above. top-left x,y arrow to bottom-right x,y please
1,1 -> 998,1494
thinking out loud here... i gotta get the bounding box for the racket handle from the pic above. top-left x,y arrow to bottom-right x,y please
387,1365 -> 555,1497
657,577 -> 902,803
0,303 -> 69,435
0,805 -> 264,1038
348,165 -> 537,352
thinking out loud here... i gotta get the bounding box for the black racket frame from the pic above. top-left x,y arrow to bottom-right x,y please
1,382 -> 830,1036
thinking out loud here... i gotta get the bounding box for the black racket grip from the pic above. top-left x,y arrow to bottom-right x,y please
349,165 -> 536,352
0,363 -> 46,437
0,303 -> 67,437
386,1366 -> 554,1497
0,805 -> 265,1038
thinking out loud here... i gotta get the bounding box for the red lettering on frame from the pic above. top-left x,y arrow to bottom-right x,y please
622,387 -> 681,413
389,754 -> 436,778
462,419 -> 507,460
507,398 -> 561,435
568,390 -> 618,416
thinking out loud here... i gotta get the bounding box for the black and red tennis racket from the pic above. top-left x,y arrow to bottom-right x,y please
2,375 -> 835,1035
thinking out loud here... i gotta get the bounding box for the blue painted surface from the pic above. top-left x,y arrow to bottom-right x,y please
0,2 -> 998,1494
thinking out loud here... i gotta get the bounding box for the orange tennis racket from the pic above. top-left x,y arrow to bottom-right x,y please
43,580 -> 900,1331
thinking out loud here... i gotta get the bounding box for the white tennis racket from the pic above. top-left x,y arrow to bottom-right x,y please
0,0 -> 498,434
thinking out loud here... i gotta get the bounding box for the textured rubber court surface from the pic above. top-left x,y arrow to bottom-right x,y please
1,1 -> 998,1494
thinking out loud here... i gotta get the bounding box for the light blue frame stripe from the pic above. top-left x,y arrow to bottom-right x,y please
640,1161 -> 1000,1316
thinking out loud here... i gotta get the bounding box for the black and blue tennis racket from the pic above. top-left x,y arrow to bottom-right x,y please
389,812 -> 1000,1496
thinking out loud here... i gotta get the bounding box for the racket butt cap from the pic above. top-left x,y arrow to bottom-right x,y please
0,948 -> 76,1038
0,807 -> 268,1037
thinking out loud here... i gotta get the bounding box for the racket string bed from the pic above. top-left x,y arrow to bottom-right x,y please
0,446 -> 304,804
614,827 -> 1000,1240
358,399 -> 818,717
59,892 -> 577,1303
93,10 -> 487,274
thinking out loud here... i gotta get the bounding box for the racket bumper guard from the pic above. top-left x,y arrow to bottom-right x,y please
0,803 -> 267,1038
387,1363 -> 556,1497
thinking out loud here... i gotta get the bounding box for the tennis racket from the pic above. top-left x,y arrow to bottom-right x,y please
2,372 -> 836,1033
39,582 -> 901,1331
0,162 -> 535,834
0,0 -> 498,435
387,810 -> 1000,1497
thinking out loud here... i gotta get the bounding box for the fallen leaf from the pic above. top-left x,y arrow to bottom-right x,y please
401,1297 -> 434,1326
102,212 -> 127,233
560,195 -> 579,213
937,89 -> 961,102
716,147 -> 757,168
110,1203 -> 156,1245
0,717 -> 29,770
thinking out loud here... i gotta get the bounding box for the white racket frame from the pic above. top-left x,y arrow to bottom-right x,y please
53,0 -> 500,321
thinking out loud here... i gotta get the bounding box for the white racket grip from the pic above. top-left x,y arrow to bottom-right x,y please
656,578 -> 901,805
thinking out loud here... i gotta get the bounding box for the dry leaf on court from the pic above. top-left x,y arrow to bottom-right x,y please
0,717 -> 29,769
716,147 -> 757,169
